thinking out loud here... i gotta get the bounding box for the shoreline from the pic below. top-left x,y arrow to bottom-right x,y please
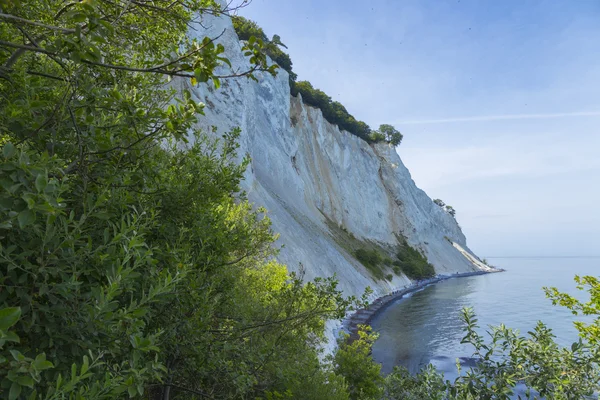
344,268 -> 504,341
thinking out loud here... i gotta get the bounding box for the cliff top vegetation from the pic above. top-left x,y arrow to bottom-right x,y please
232,16 -> 403,146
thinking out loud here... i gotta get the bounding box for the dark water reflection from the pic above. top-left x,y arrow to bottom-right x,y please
371,258 -> 599,380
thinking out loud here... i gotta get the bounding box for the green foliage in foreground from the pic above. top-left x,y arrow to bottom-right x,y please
334,326 -> 384,400
0,1 -> 365,398
338,276 -> 600,399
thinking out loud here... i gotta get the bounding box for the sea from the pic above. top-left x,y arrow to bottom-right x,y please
370,257 -> 599,383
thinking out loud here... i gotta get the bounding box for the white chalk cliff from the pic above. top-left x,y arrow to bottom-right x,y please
174,10 -> 489,307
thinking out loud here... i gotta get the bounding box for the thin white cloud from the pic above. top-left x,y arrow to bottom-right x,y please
398,111 -> 600,125
399,131 -> 600,189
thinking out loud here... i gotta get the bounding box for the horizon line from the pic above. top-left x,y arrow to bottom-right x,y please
485,256 -> 600,259
398,111 -> 600,125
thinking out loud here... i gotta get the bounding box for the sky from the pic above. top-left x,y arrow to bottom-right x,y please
238,0 -> 600,258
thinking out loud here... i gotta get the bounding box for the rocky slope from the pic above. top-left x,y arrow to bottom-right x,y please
173,9 -> 489,308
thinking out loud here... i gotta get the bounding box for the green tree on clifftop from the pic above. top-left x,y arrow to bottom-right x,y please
377,124 -> 403,146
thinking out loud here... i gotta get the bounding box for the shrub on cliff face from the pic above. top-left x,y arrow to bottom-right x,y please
434,199 -> 457,218
433,199 -> 446,207
394,243 -> 436,280
446,205 -> 457,218
355,248 -> 383,268
354,248 -> 387,280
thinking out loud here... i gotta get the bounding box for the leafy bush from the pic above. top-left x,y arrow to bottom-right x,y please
394,242 -> 436,280
232,15 -> 269,42
354,248 -> 383,268
333,326 -> 384,400
445,205 -> 456,217
292,81 -> 374,141
369,131 -> 386,142
382,365 -> 445,400
354,248 -> 387,280
232,16 -> 298,84
434,199 -> 457,218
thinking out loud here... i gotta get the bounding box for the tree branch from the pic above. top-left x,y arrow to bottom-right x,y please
210,308 -> 338,335
0,12 -> 77,33
0,34 -> 269,80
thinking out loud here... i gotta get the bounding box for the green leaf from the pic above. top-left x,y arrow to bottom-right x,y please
3,143 -> 16,159
18,209 -> 35,228
128,385 -> 137,397
16,375 -> 34,388
44,182 -> 57,194
70,12 -> 87,23
9,349 -> 25,362
91,212 -> 113,220
33,353 -> 53,371
194,68 -> 209,83
9,381 -> 21,400
219,56 -> 232,68
81,355 -> 89,374
3,331 -> 20,343
0,307 -> 21,332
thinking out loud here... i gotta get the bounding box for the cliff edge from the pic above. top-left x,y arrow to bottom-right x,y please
173,10 -> 488,305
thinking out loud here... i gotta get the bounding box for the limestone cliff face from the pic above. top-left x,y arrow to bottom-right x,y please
174,10 -> 487,303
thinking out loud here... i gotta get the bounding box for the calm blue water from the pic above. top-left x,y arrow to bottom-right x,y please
371,257 -> 599,379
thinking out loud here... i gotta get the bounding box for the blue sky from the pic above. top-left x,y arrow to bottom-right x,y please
239,0 -> 600,258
